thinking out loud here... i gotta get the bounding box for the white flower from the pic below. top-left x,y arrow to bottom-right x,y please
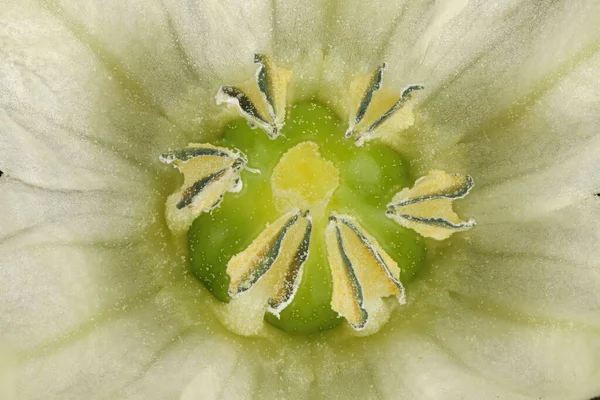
1,1 -> 599,399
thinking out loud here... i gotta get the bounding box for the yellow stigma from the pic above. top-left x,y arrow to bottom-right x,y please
271,141 -> 340,213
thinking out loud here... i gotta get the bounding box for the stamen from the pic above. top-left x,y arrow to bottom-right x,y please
227,210 -> 312,316
176,168 -> 228,209
255,54 -> 291,136
326,214 -> 405,330
345,63 -> 386,138
228,211 -> 299,297
363,85 -> 424,135
386,170 -> 475,240
330,218 -> 368,330
159,144 -> 248,234
346,64 -> 423,146
217,54 -> 292,139
337,216 -> 405,302
267,210 -> 312,318
216,86 -> 272,133
160,147 -> 233,161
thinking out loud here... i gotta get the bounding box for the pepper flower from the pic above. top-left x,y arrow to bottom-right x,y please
1,1 -> 599,399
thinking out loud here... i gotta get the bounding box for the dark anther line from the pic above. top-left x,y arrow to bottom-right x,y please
161,147 -> 231,162
221,86 -> 269,125
176,168 -> 228,209
387,175 -> 474,209
334,221 -> 368,329
267,213 -> 312,311
233,212 -> 301,297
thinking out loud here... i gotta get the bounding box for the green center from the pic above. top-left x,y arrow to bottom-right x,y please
188,102 -> 425,335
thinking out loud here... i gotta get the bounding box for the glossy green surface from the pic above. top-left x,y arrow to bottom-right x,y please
188,102 -> 425,335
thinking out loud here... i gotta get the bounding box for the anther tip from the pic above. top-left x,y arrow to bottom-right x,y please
158,153 -> 173,164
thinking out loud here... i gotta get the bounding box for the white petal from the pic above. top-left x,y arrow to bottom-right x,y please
436,51 -> 600,194
312,328 -> 532,400
364,331 -> 534,400
271,1 -> 329,99
43,0 -> 262,134
0,344 -> 17,400
108,283 -> 316,400
310,343 -> 384,399
0,2 -> 190,172
162,0 -> 273,101
443,250 -> 600,329
17,288 -> 188,399
0,177 -> 175,348
1,1 -> 223,396
465,198 -> 600,274
397,1 -> 600,169
416,293 -> 600,399
317,0 -> 469,115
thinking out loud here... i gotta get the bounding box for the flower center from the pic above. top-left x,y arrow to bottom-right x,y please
184,102 -> 425,335
160,55 -> 476,337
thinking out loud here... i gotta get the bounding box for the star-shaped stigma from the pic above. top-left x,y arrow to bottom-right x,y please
160,55 -> 475,332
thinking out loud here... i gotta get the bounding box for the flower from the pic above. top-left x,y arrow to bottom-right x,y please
1,1 -> 599,399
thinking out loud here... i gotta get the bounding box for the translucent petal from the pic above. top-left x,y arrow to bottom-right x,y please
0,1 -> 187,172
466,199 -> 600,275
387,1 -> 600,170
270,0 -> 329,99
437,50 -> 600,196
162,0 -> 273,84
412,293 -> 600,399
46,0 -> 271,134
317,0 -> 470,116
361,331 -> 535,400
444,250 -> 600,329
17,289 -> 191,399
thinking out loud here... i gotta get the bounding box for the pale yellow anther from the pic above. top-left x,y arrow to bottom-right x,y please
225,210 -> 312,324
346,64 -> 422,146
326,214 -> 405,331
159,144 -> 246,234
387,170 -> 475,240
216,54 -> 292,138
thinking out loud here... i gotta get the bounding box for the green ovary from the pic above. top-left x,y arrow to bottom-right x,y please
188,102 -> 425,335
